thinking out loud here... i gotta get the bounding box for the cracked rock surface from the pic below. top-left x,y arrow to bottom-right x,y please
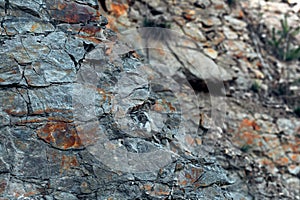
0,0 -> 300,200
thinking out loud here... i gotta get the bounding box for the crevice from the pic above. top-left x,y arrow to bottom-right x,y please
4,0 -> 9,14
67,52 -> 78,68
14,5 -> 40,18
98,0 -> 108,12
83,42 -> 95,53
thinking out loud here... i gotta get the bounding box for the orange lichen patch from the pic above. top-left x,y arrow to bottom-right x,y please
240,131 -> 261,145
0,78 -> 4,82
258,157 -> 273,166
239,118 -> 260,131
37,122 -> 83,150
60,155 -> 79,173
111,3 -> 129,18
275,157 -> 290,166
289,153 -> 300,162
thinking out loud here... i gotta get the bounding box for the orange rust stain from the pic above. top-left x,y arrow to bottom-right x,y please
239,118 -> 260,131
155,189 -> 169,196
166,102 -> 176,112
156,48 -> 166,56
30,23 -> 38,32
234,51 -> 244,59
179,180 -> 187,186
195,138 -> 202,145
238,10 -> 244,19
0,181 -> 7,194
75,125 -> 99,146
106,16 -> 117,31
24,191 -> 38,197
60,155 -> 79,173
80,25 -> 101,36
76,35 -> 102,44
57,3 -> 67,10
37,122 -> 82,150
214,4 -> 225,9
44,108 -> 72,114
105,46 -> 113,55
47,116 -> 73,123
185,173 -> 192,179
51,2 -> 98,24
111,3 -> 129,18
185,134 -> 195,146
14,118 -> 44,125
97,88 -> 113,104
143,184 -> 152,191
4,109 -> 27,116
256,61 -> 263,68
153,102 -> 164,112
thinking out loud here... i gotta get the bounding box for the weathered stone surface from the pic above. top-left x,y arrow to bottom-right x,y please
2,17 -> 54,35
0,0 -> 300,199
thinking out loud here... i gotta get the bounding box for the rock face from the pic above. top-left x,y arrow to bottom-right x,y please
0,0 -> 299,200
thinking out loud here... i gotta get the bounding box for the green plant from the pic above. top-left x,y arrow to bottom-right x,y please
268,14 -> 300,61
240,144 -> 251,153
294,107 -> 300,117
143,18 -> 171,29
251,81 -> 261,93
226,0 -> 237,7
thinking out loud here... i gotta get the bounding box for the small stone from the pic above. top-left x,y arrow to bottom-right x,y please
182,23 -> 206,42
224,16 -> 247,31
203,48 -> 218,59
200,16 -> 222,27
288,164 -> 300,175
182,9 -> 196,21
252,69 -> 265,79
223,26 -> 238,40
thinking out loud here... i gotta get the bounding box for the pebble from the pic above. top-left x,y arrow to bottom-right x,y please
203,48 -> 218,59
